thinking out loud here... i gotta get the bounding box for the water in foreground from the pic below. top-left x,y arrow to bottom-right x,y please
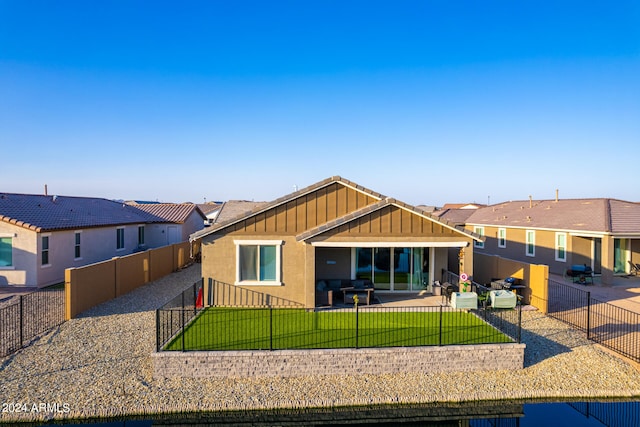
27,399 -> 640,426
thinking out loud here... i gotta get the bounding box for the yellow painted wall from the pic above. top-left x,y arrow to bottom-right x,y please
474,252 -> 548,310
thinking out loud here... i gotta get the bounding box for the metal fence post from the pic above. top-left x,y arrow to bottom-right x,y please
269,307 -> 273,351
438,305 -> 443,346
355,304 -> 359,349
156,309 -> 160,352
19,295 -> 24,347
517,303 -> 522,343
586,291 -> 591,341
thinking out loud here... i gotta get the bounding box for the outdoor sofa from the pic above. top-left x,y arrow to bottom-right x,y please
315,279 -> 374,306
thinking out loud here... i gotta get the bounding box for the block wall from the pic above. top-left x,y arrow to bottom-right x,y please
152,344 -> 525,379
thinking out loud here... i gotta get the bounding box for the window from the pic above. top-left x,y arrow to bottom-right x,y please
137,226 -> 145,246
74,232 -> 82,259
498,228 -> 506,248
0,237 -> 12,267
116,228 -> 125,250
42,235 -> 50,265
555,233 -> 567,262
526,230 -> 535,257
235,240 -> 283,285
473,226 -> 485,248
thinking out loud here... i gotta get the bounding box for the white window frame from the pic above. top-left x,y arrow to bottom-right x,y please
234,240 -> 283,286
526,230 -> 536,257
498,228 -> 507,248
74,231 -> 82,260
473,226 -> 484,248
0,234 -> 14,269
116,227 -> 125,251
555,232 -> 567,262
41,233 -> 51,267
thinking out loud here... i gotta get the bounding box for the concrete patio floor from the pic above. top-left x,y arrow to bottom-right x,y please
549,273 -> 640,314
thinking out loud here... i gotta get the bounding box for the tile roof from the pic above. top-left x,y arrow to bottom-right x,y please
609,199 -> 640,234
0,193 -> 169,232
214,200 -> 270,224
465,198 -> 640,234
441,203 -> 485,210
196,202 -> 223,216
432,208 -> 477,226
132,203 -> 207,223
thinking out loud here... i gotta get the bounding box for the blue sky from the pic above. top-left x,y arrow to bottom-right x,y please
1,1 -> 639,206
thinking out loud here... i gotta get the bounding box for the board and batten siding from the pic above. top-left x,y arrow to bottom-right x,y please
228,183 -> 378,236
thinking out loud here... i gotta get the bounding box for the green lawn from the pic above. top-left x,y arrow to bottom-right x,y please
164,308 -> 513,351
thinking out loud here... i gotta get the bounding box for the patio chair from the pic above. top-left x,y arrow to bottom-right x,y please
441,282 -> 458,305
629,260 -> 640,276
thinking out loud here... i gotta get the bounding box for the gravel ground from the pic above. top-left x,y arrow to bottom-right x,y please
1,264 -> 640,423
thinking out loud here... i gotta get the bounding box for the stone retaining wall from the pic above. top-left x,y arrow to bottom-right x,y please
152,343 -> 526,379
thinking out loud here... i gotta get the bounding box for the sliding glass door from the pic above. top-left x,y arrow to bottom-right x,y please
614,239 -> 629,274
355,247 -> 428,291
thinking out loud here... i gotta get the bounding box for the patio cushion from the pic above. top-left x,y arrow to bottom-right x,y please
450,292 -> 478,309
316,281 -> 328,291
352,280 -> 366,289
327,280 -> 342,291
490,290 -> 517,309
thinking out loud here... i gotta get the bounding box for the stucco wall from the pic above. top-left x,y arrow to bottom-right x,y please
0,222 -> 36,286
153,343 -> 526,379
472,226 -> 590,276
202,234 -> 309,307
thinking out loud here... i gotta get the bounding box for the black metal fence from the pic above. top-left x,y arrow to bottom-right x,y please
0,287 -> 65,357
547,279 -> 640,363
156,279 -> 204,351
157,303 -> 522,352
206,278 -> 305,308
568,400 -> 640,427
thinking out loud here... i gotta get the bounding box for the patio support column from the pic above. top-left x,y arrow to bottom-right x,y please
303,242 -> 316,309
458,243 -> 473,281
601,235 -> 615,285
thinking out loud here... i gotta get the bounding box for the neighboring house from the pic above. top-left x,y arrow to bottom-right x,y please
211,200 -> 269,224
432,207 -> 478,226
440,203 -> 485,210
0,193 -> 205,288
197,202 -> 224,226
464,198 -> 640,284
190,176 -> 482,308
131,203 -> 206,245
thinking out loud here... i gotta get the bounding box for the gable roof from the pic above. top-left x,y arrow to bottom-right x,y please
213,200 -> 270,224
132,203 -> 207,223
196,202 -> 223,216
432,208 -> 477,226
466,198 -> 640,235
0,193 -> 171,232
190,176 -> 481,243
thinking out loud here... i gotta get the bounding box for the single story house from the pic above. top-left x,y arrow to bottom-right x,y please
130,202 -> 207,245
462,197 -> 640,284
0,193 -> 206,288
190,176 -> 482,308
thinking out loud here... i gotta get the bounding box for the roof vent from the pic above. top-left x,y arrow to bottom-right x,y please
526,215 -> 532,222
52,195 -> 58,202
